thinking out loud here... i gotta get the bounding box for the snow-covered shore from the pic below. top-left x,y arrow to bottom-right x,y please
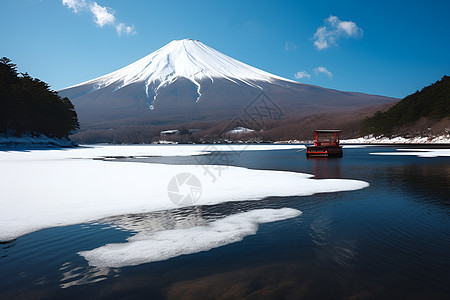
273,135 -> 450,145
340,135 -> 450,144
0,134 -> 77,149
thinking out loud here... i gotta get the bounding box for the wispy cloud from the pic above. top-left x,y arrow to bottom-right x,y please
62,0 -> 86,13
285,41 -> 297,51
89,2 -> 115,27
313,15 -> 362,50
294,71 -> 311,79
62,0 -> 136,36
116,23 -> 135,37
314,66 -> 333,79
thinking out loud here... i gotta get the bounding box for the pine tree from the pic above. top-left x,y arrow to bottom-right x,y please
0,57 -> 79,137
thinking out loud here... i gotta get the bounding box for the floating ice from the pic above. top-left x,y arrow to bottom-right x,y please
370,148 -> 450,158
79,208 -> 302,267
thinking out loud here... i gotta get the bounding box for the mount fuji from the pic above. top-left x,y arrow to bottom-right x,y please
59,39 -> 396,128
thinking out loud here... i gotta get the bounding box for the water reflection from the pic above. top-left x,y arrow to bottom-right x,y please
0,240 -> 16,259
59,261 -> 120,289
309,215 -> 358,268
97,206 -> 214,235
392,163 -> 450,206
311,158 -> 342,179
309,215 -> 332,247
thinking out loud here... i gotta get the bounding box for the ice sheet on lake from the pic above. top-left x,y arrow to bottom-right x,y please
370,149 -> 450,157
79,208 -> 301,267
0,144 -> 304,161
0,145 -> 367,241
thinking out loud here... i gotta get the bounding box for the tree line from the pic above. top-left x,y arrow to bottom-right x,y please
361,76 -> 449,136
0,57 -> 79,138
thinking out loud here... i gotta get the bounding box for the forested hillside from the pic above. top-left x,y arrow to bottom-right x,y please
361,76 -> 449,136
0,57 -> 79,138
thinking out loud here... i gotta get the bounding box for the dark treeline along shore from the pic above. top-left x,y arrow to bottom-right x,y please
361,75 -> 450,137
0,57 -> 79,138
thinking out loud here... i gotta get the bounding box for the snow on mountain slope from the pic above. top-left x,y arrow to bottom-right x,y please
66,39 -> 295,108
59,39 -> 398,129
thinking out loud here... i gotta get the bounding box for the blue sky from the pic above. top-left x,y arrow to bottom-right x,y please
1,0 -> 449,98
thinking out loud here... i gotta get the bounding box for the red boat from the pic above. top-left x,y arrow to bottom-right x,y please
306,130 -> 343,157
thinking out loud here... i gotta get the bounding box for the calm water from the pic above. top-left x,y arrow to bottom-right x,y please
1,145 -> 449,299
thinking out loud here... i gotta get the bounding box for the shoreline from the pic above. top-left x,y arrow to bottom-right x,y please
0,134 -> 77,150
2,136 -> 449,150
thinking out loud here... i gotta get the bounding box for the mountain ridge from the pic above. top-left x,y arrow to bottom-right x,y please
58,39 -> 397,129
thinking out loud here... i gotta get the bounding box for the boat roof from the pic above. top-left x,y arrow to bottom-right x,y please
314,130 -> 341,133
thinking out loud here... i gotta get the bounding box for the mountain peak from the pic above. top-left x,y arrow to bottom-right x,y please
170,38 -> 200,43
64,39 -> 294,107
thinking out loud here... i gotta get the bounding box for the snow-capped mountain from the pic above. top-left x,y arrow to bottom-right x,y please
66,39 -> 294,108
59,39 -> 396,128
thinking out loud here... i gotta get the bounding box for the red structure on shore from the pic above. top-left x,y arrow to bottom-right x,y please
306,130 -> 343,157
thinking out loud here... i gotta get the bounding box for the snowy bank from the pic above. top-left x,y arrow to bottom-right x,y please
0,134 -> 77,149
0,145 -> 366,241
341,135 -> 450,144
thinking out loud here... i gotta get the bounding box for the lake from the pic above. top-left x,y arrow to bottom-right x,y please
0,145 -> 449,299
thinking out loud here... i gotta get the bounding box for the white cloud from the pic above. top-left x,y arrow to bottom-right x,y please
62,0 -> 135,36
62,0 -> 86,13
116,23 -> 136,36
314,66 -> 333,79
89,2 -> 115,27
313,15 -> 362,50
339,21 -> 360,36
294,70 -> 311,79
285,41 -> 297,51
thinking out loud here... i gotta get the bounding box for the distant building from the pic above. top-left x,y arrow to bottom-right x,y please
160,130 -> 180,136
